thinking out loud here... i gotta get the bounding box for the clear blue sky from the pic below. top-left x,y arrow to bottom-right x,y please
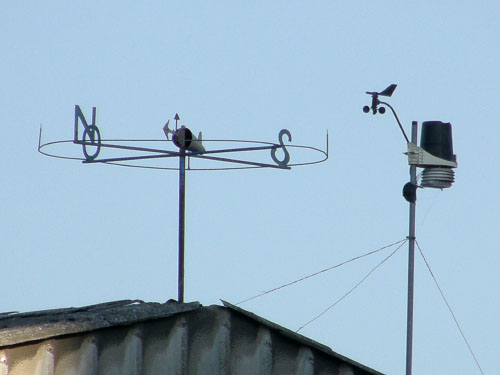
2,2 -> 498,373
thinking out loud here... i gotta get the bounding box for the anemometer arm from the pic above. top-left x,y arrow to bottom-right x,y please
377,100 -> 410,144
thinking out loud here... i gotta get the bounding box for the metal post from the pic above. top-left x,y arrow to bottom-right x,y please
178,148 -> 186,303
406,121 -> 418,375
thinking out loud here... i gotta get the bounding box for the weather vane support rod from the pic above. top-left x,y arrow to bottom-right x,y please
178,149 -> 186,303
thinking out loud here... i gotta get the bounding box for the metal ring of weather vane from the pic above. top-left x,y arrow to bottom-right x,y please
38,105 -> 328,170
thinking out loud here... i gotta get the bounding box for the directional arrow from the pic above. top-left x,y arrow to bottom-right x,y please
174,113 -> 180,130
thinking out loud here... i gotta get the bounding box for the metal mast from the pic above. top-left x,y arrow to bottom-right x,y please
405,121 -> 418,375
364,86 -> 457,375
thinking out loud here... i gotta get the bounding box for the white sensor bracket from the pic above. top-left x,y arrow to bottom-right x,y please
406,142 -> 457,168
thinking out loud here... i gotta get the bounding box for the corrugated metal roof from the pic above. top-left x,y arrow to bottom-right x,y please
221,301 -> 383,375
0,299 -> 201,347
0,300 -> 384,375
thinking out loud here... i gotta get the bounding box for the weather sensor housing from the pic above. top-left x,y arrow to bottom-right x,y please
407,121 -> 457,189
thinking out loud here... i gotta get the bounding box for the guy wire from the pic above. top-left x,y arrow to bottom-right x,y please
236,238 -> 407,306
416,240 -> 485,375
296,239 -> 407,332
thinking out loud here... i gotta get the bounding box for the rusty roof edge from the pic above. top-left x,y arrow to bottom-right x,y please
220,300 -> 385,375
0,300 -> 201,348
0,300 -> 144,320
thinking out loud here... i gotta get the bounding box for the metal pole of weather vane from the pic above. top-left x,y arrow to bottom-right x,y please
168,116 -> 208,303
170,113 -> 188,303
178,147 -> 186,303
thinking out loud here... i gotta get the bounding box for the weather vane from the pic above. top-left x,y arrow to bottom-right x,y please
39,105 -> 328,302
